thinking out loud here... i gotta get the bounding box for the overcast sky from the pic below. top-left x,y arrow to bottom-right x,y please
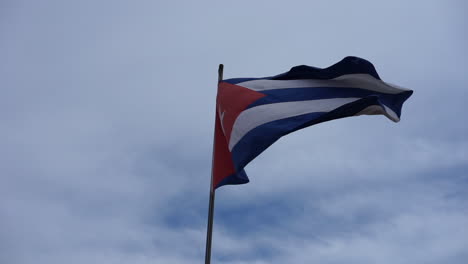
1,0 -> 467,263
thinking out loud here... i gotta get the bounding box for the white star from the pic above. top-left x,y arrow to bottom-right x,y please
218,106 -> 227,135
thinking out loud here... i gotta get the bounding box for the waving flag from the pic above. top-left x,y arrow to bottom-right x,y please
212,56 -> 412,189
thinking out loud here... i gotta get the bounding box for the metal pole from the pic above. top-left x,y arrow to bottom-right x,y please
205,64 -> 223,264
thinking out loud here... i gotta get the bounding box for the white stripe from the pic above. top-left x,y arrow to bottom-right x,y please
355,105 -> 400,122
382,105 -> 399,122
236,74 -> 410,94
229,97 -> 360,150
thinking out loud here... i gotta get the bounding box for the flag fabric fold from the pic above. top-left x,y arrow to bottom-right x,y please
213,56 -> 413,189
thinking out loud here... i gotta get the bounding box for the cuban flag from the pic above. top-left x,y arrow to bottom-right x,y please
212,56 -> 413,189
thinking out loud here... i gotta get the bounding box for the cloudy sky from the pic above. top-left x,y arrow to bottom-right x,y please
1,0 -> 467,263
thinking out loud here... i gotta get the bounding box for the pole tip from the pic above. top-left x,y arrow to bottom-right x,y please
218,64 -> 224,82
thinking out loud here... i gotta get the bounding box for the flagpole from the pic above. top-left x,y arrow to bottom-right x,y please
205,64 -> 223,264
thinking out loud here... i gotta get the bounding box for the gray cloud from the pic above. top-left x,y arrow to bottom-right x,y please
1,0 -> 467,263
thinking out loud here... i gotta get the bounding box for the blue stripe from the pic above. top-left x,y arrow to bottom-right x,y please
222,56 -> 381,84
230,96 -> 393,171
231,112 -> 325,171
271,57 -> 381,80
248,88 -> 413,117
215,169 -> 249,189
